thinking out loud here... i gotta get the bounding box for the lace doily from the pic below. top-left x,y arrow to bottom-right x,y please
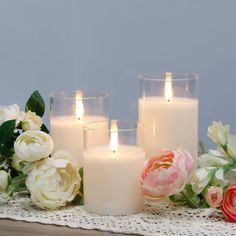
0,195 -> 236,236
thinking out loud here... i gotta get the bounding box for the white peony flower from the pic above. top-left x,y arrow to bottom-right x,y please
199,152 -> 232,168
0,104 -> 20,125
190,167 -> 217,194
11,153 -> 25,172
208,121 -> 230,146
14,131 -> 54,162
25,150 -> 81,210
0,170 -> 10,192
22,111 -> 43,131
227,135 -> 236,161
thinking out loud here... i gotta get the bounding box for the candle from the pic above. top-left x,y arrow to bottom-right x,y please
84,120 -> 146,215
50,91 -> 108,168
138,73 -> 198,160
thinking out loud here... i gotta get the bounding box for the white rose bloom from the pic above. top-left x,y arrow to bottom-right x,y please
0,104 -> 20,125
22,111 -> 43,131
199,152 -> 232,168
227,135 -> 236,161
0,170 -> 10,192
11,153 -> 25,172
190,167 -> 217,194
14,131 -> 54,162
208,121 -> 230,146
25,150 -> 81,210
211,168 -> 228,187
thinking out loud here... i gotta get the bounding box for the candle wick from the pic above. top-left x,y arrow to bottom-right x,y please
113,150 -> 116,154
167,99 -> 170,102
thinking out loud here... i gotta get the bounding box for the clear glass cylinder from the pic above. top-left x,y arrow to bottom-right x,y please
50,90 -> 109,168
138,73 -> 198,161
83,120 -> 146,215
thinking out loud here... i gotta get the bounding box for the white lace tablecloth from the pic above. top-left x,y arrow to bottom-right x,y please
0,195 -> 236,236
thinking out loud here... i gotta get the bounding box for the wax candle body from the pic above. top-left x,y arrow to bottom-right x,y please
138,97 -> 198,160
84,145 -> 145,215
50,116 -> 108,168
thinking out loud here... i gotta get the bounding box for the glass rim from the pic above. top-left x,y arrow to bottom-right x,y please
84,119 -> 144,132
138,73 -> 199,82
50,90 -> 109,100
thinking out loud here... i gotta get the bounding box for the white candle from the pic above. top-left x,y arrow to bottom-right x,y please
138,73 -> 198,160
84,145 -> 145,215
50,116 -> 108,168
50,91 -> 108,168
84,121 -> 146,215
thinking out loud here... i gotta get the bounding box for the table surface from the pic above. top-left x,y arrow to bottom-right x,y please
0,219 -> 136,236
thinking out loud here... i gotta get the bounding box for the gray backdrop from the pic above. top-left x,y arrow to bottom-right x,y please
0,0 -> 236,148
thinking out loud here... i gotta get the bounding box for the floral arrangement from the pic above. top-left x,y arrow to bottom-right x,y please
0,91 -> 83,210
140,121 -> 236,222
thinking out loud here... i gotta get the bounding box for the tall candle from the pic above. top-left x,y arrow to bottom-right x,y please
84,120 -> 146,215
138,73 -> 198,160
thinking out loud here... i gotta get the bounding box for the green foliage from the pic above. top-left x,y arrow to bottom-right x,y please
71,168 -> 84,206
25,90 -> 45,117
198,141 -> 206,156
10,173 -> 28,193
170,185 -> 209,209
41,123 -> 49,134
79,167 -> 83,195
0,120 -> 17,158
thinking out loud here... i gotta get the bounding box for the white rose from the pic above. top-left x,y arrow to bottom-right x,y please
199,152 -> 232,168
14,131 -> 54,162
190,167 -> 217,194
227,135 -> 236,161
25,150 -> 81,210
0,170 -> 10,192
207,121 -> 230,146
211,168 -> 228,188
0,104 -> 20,125
22,111 -> 43,131
11,153 -> 25,172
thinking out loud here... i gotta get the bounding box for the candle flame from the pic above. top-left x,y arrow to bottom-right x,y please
164,72 -> 173,102
75,91 -> 84,120
110,120 -> 118,153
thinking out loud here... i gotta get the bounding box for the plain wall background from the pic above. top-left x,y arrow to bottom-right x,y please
0,0 -> 235,148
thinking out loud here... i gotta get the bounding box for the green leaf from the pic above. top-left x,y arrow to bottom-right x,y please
71,194 -> 84,206
41,123 -> 49,134
11,173 -> 27,193
25,90 -> 45,117
0,120 -> 16,144
199,141 -> 206,156
169,194 -> 188,204
0,145 -> 14,159
182,184 -> 201,208
79,167 -> 83,195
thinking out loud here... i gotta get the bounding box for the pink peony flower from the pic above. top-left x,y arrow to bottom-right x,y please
140,148 -> 194,201
205,186 -> 223,208
221,184 -> 236,222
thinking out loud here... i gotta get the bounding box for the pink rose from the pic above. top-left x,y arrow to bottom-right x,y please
221,184 -> 236,222
140,148 -> 194,201
205,186 -> 223,208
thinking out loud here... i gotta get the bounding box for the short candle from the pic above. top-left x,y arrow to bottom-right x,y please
83,120 -> 146,215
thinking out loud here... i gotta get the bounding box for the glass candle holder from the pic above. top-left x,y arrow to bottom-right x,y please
138,72 -> 198,161
50,90 -> 109,168
83,120 -> 146,215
